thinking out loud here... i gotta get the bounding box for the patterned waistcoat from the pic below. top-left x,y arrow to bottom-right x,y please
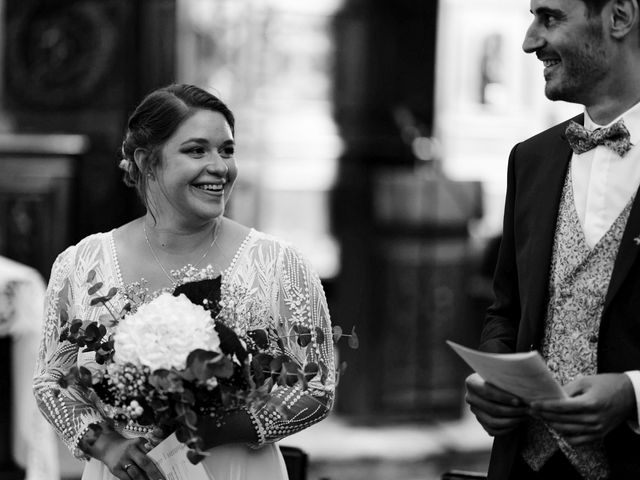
520,169 -> 635,480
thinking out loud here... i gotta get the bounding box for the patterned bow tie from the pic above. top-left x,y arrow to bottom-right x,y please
565,119 -> 633,157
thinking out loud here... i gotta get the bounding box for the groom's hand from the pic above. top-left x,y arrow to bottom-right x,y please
465,372 -> 528,436
529,373 -> 636,446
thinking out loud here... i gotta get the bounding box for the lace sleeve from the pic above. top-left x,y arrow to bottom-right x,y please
32,247 -> 105,460
247,244 -> 335,445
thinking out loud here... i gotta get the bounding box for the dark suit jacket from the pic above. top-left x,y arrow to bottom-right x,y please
479,115 -> 640,479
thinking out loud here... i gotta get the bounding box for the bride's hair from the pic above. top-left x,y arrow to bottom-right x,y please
119,83 -> 235,209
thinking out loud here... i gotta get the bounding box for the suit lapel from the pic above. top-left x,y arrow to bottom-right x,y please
523,118 -> 577,345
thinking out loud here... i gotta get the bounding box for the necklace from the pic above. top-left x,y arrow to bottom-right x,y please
143,219 -> 221,285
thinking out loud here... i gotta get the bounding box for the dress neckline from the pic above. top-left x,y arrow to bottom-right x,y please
107,227 -> 255,299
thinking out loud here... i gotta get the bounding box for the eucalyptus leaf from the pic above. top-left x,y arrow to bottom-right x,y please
303,362 -> 319,382
86,270 -> 96,283
90,296 -> 107,306
87,282 -> 103,295
348,326 -> 359,349
332,325 -> 343,343
296,325 -> 312,347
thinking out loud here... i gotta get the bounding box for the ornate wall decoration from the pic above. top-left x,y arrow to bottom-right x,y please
5,0 -> 119,109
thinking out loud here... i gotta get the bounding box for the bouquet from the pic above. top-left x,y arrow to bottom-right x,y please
59,270 -> 357,463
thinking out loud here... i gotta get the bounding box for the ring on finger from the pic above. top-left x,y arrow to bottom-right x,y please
123,463 -> 134,471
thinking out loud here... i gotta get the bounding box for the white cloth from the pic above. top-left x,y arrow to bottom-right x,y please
0,256 -> 60,480
81,443 -> 288,480
572,102 -> 640,434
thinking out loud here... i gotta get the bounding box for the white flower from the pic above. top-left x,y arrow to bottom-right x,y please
113,292 -> 220,371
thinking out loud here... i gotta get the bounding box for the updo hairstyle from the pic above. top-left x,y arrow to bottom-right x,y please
119,84 -> 235,209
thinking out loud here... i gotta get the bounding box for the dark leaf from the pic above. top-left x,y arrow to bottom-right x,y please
319,360 -> 329,384
77,366 -> 93,387
348,326 -> 359,349
186,349 -> 233,380
57,376 -> 69,389
247,329 -> 269,350
105,287 -> 118,301
277,365 -> 288,387
180,409 -> 198,429
282,361 -> 299,387
70,319 -> 83,333
207,356 -> 234,379
332,325 -> 343,343
269,355 -> 289,376
303,362 -> 319,382
297,370 -> 308,390
119,303 -> 132,316
187,450 -> 205,465
90,296 -> 107,306
250,356 -> 266,385
295,325 -> 312,347
149,369 -> 184,393
180,369 -> 195,382
86,270 -> 96,283
175,426 -> 193,443
180,389 -> 196,405
339,361 -> 348,375
95,344 -> 114,365
173,277 -> 221,310
314,327 -> 325,344
87,282 -> 103,296
215,322 -> 247,361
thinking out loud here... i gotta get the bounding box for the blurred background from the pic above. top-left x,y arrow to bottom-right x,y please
0,0 -> 581,479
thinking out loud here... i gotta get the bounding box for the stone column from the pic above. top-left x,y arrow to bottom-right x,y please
330,0 -> 480,421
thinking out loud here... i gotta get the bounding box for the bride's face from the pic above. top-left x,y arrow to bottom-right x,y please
149,109 -> 237,226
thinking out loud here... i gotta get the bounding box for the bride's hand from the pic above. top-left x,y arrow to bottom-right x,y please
90,429 -> 166,480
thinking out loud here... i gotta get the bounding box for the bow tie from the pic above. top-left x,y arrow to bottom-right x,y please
565,119 -> 633,157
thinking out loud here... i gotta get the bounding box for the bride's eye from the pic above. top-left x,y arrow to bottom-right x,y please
219,145 -> 235,158
184,146 -> 206,157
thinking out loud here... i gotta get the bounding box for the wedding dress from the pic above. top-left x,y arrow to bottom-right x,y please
33,228 -> 335,480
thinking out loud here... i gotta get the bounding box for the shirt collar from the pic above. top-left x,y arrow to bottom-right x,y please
584,101 -> 640,145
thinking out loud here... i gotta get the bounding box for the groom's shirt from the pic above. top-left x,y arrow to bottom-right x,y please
570,100 -> 640,431
573,101 -> 640,247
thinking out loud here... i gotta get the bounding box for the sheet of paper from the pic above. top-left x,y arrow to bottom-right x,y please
147,433 -> 213,480
447,340 -> 567,402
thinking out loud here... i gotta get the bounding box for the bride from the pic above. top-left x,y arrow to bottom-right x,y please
33,84 -> 335,480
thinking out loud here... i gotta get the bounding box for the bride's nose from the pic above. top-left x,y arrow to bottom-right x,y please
205,154 -> 229,176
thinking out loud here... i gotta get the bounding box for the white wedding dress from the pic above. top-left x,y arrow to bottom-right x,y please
33,228 -> 335,480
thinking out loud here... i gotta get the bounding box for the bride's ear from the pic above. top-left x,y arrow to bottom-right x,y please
134,148 -> 154,179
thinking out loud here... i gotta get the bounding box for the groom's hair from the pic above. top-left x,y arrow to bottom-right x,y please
580,0 -> 610,15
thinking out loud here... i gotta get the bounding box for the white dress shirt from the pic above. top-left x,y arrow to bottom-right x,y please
571,102 -> 640,431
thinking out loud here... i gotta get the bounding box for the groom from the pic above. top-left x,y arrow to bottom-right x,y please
465,0 -> 640,478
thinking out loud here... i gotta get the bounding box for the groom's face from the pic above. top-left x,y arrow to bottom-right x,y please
522,0 -> 611,105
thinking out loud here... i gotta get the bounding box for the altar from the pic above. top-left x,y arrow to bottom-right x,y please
0,255 -> 59,480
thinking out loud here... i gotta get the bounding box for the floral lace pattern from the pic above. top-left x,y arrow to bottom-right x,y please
521,169 -> 633,480
33,229 -> 335,459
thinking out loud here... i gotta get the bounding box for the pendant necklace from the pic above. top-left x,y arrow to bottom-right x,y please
143,219 -> 221,285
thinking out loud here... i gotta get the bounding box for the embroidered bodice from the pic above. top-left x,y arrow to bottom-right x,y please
33,228 -> 335,459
